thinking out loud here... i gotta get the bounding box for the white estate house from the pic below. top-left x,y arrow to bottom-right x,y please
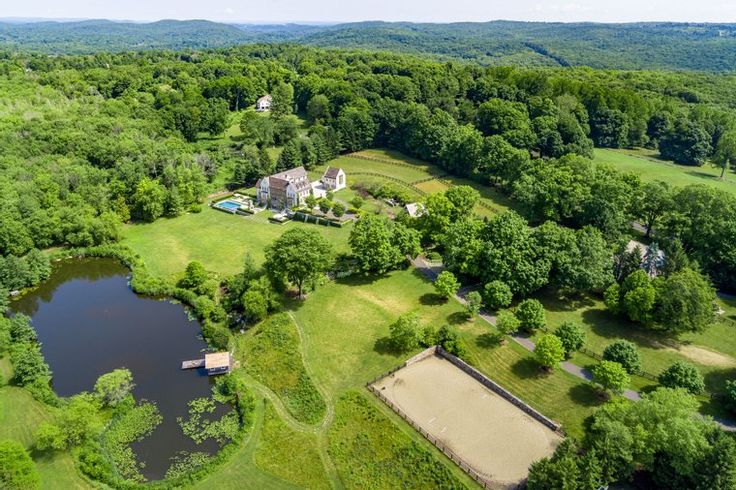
256,166 -> 346,209
255,94 -> 272,112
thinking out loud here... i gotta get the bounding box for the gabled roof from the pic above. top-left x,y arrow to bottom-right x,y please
256,94 -> 272,103
323,167 -> 343,179
266,166 -> 312,193
205,352 -> 231,370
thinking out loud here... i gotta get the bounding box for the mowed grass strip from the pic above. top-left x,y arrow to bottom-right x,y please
456,318 -> 598,439
238,314 -> 327,425
327,391 -> 471,489
594,148 -> 736,196
122,207 -> 351,277
253,404 -> 330,489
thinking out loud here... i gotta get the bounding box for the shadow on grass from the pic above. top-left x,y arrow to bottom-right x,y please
511,357 -> 546,380
419,293 -> 444,306
335,273 -> 384,287
581,309 -> 669,350
568,383 -> 602,407
686,170 -> 721,182
704,367 -> 736,393
476,332 -> 501,349
446,311 -> 468,325
373,336 -> 404,357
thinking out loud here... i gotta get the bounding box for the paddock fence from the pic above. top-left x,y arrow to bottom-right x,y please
367,346 -> 561,489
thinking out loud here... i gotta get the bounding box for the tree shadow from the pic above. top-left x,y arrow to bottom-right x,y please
476,332 -> 500,349
704,367 -> 736,393
335,273 -> 383,287
374,336 -> 402,357
511,357 -> 545,380
568,383 -> 602,407
446,311 -> 468,325
582,309 -> 667,351
419,293 -> 444,306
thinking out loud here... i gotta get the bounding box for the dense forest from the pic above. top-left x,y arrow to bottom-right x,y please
6,19 -> 736,71
2,44 -> 736,296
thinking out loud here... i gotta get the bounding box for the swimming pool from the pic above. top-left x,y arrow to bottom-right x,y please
215,200 -> 241,211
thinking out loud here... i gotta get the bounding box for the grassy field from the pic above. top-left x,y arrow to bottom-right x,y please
594,148 -> 736,196
525,289 -> 736,404
122,207 -> 352,278
253,404 -> 329,489
237,314 -> 326,425
0,382 -> 93,489
291,268 -> 597,438
327,391 -> 471,489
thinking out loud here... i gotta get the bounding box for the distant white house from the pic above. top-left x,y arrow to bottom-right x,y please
256,94 -> 272,112
322,167 -> 346,191
404,202 -> 426,218
626,240 -> 665,277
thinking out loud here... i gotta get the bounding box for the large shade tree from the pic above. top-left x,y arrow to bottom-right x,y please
264,228 -> 334,298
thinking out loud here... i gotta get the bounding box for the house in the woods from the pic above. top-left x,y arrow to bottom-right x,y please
626,240 -> 665,277
255,94 -> 272,112
204,352 -> 232,376
257,166 -> 346,209
404,202 -> 426,218
322,167 -> 346,191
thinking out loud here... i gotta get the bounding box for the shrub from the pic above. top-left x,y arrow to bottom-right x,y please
602,340 -> 641,375
515,299 -> 546,332
554,322 -> 586,358
593,360 -> 630,395
389,313 -> 420,352
0,440 -> 40,489
534,334 -> 565,369
495,311 -> 520,337
465,291 -> 482,318
658,361 -> 705,394
482,280 -> 513,310
437,325 -> 465,357
332,201 -> 346,218
433,271 -> 459,300
179,261 -> 208,290
726,380 -> 736,413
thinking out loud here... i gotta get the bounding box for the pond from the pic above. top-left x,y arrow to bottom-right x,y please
12,258 -> 228,481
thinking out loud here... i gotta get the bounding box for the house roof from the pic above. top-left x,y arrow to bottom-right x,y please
405,202 -> 426,218
256,94 -> 272,103
323,167 -> 342,179
205,352 -> 231,370
268,166 -> 312,192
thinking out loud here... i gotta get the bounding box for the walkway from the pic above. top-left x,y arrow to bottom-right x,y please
412,256 -> 640,402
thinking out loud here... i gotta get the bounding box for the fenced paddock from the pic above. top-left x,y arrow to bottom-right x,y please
369,348 -> 563,489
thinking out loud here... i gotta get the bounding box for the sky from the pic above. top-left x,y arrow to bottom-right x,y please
4,0 -> 736,24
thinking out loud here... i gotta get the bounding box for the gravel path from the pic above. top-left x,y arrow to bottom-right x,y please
413,256 -> 642,403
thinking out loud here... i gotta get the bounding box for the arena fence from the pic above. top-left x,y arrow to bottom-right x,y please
367,346 -> 563,489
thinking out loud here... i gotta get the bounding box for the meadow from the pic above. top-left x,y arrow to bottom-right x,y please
594,148 -> 736,196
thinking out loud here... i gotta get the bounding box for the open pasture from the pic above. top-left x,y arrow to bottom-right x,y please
371,354 -> 562,488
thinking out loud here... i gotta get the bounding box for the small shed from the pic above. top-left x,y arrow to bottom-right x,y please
204,352 -> 232,376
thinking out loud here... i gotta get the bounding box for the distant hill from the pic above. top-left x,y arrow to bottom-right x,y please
0,19 -> 254,53
4,19 -> 736,71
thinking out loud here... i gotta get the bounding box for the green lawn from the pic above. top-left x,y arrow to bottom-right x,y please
594,148 -> 736,196
529,290 -> 736,402
121,207 -> 352,278
291,267 -> 597,438
0,383 -> 93,489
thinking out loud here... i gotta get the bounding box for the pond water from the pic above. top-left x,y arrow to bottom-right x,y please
12,258 -> 227,481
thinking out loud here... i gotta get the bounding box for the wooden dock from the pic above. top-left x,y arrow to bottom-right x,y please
181,359 -> 205,369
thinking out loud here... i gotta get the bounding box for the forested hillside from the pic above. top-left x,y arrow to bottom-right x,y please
1,44 -> 736,298
5,20 -> 736,71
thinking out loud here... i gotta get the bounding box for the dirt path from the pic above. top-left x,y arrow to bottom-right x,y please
287,312 -> 343,490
